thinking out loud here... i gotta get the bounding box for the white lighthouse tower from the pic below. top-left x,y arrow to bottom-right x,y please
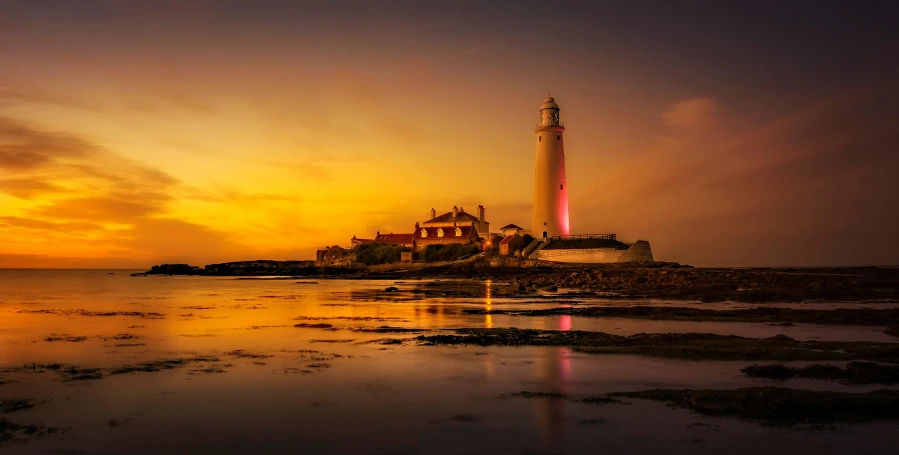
532,95 -> 570,239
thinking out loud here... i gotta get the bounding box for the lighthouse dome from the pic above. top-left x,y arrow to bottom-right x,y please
540,96 -> 559,110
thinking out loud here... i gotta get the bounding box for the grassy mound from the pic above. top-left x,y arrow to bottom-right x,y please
417,244 -> 480,262
351,243 -> 409,266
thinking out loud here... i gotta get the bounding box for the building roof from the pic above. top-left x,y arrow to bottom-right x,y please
374,233 -> 414,244
542,238 -> 629,251
352,237 -> 374,244
423,210 -> 480,225
414,225 -> 474,240
500,224 -> 523,230
499,235 -> 517,245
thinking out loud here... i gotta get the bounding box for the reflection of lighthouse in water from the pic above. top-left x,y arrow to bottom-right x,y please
536,316 -> 572,452
480,282 -> 573,452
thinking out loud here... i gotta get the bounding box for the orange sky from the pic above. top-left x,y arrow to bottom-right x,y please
1,1 -> 898,267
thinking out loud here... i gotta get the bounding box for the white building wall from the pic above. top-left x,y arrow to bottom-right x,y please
537,248 -> 624,263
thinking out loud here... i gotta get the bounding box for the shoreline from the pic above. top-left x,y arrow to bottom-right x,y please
133,258 -> 899,304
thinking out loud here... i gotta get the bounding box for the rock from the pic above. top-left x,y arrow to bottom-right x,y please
384,286 -> 400,292
765,334 -> 796,342
294,323 -> 334,329
845,361 -> 882,377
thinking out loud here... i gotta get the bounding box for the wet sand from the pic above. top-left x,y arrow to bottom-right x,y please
1,270 -> 898,454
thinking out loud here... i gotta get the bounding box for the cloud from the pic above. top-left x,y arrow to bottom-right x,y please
0,178 -> 64,199
0,115 -> 256,265
575,83 -> 899,266
0,116 -> 96,170
661,97 -> 719,127
0,216 -> 102,234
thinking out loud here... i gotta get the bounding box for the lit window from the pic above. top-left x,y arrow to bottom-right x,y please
420,229 -> 428,238
437,228 -> 444,238
455,227 -> 462,236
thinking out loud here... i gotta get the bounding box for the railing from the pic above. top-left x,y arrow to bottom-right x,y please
539,248 -> 621,257
535,122 -> 565,129
521,239 -> 547,259
550,234 -> 616,241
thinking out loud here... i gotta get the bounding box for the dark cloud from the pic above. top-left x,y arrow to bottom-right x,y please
0,116 -> 96,170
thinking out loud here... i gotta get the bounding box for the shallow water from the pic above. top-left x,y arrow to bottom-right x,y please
1,270 -> 897,454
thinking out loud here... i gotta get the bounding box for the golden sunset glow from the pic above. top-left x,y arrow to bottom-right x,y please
2,2 -> 897,267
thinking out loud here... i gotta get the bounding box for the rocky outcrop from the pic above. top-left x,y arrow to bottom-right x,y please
132,264 -> 205,276
504,266 -> 899,303
618,240 -> 654,263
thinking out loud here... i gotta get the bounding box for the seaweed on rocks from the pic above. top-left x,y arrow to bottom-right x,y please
350,326 -> 426,333
107,356 -> 220,376
580,396 -> 625,405
226,350 -> 273,359
293,316 -> 409,322
0,418 -> 61,445
43,334 -> 87,342
415,328 -> 899,362
612,387 -> 899,426
500,391 -> 624,405
0,400 -> 38,414
293,323 -> 334,329
59,367 -> 104,381
9,356 -> 226,381
462,306 -> 899,327
19,309 -> 165,319
742,361 -> 899,384
500,391 -> 566,400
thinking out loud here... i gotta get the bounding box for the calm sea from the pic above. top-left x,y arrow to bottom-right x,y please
0,269 -> 895,454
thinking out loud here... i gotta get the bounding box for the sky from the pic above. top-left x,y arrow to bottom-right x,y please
1,0 -> 898,268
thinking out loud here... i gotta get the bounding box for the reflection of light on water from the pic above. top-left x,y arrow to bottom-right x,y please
559,314 -> 571,331
485,280 -> 493,328
559,347 -> 571,382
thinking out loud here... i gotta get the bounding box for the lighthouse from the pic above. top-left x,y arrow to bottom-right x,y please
532,96 -> 570,239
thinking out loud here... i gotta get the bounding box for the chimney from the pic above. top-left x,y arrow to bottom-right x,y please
452,206 -> 458,218
478,205 -> 485,233
430,208 -> 436,219
377,231 -> 380,237
415,222 -> 420,230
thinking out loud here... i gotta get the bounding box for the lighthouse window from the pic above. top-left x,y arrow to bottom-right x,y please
538,136 -> 542,142
557,135 -> 561,140
560,184 -> 564,190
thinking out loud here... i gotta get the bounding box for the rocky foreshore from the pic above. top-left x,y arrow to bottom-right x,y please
133,256 -> 899,303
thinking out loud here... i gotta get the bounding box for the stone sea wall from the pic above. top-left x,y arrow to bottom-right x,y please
536,240 -> 654,264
